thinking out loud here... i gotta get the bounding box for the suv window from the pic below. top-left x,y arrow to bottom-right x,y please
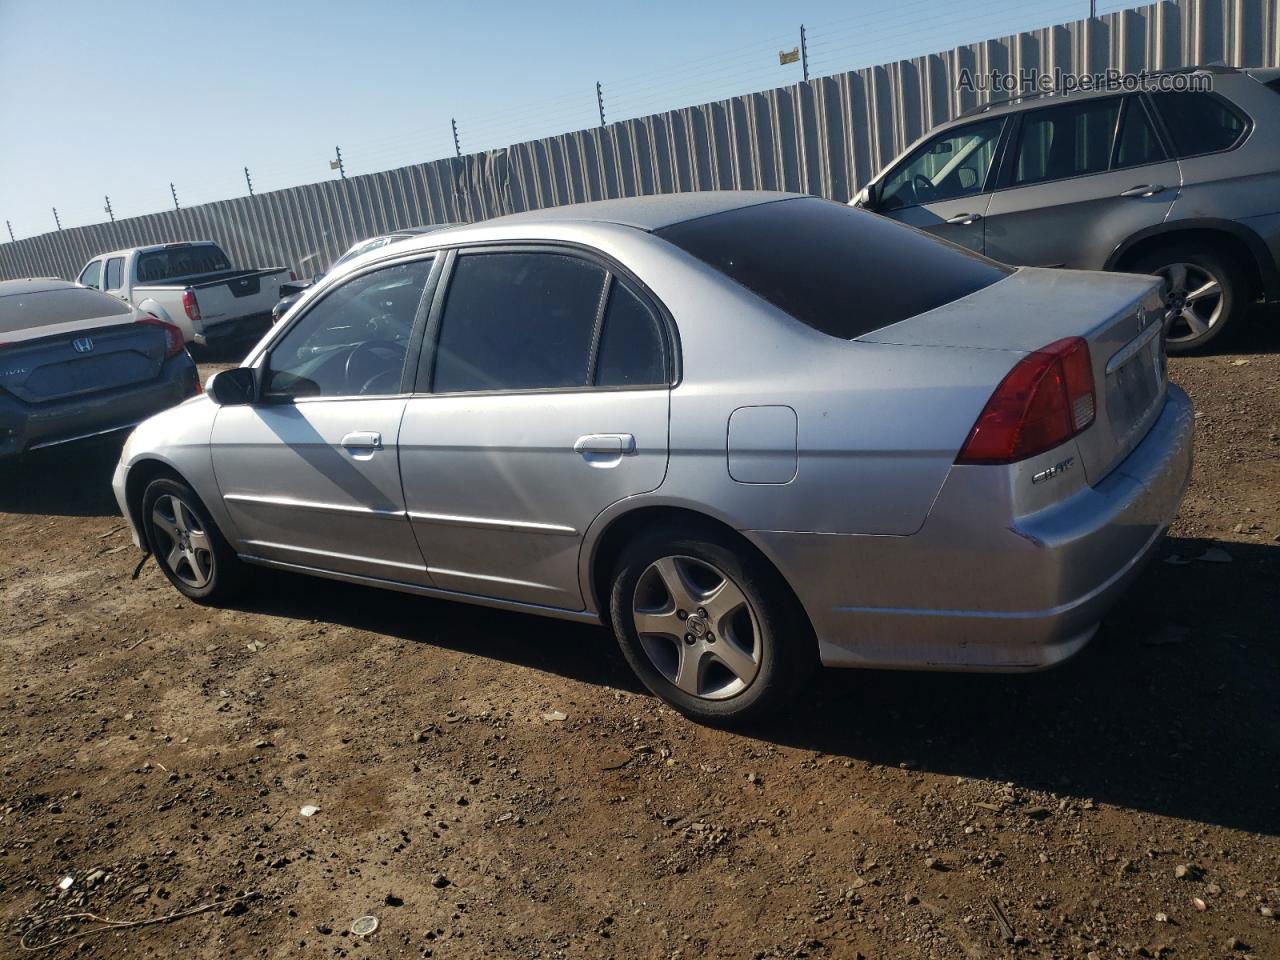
595,280 -> 668,387
656,196 -> 1011,340
879,117 -> 1004,211
104,257 -> 124,291
1149,92 -> 1247,156
432,252 -> 607,393
1113,98 -> 1166,168
265,258 -> 432,399
79,260 -> 102,289
1012,97 -> 1121,185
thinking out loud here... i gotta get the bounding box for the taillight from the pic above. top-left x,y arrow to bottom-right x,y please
137,315 -> 186,359
182,290 -> 201,325
288,270 -> 297,282
956,337 -> 1095,465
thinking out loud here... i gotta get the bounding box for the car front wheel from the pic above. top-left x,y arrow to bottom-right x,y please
142,476 -> 244,603
608,528 -> 812,725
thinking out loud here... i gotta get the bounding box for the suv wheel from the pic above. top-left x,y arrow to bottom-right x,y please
142,476 -> 245,603
608,528 -> 812,725
1131,246 -> 1241,353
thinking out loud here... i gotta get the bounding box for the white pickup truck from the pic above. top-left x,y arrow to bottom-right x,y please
77,241 -> 291,346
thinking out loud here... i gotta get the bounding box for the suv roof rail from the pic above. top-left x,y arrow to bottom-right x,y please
953,63 -> 1242,121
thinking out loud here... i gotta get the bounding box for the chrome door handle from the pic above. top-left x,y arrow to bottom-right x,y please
341,431 -> 382,450
945,212 -> 982,225
574,433 -> 636,455
1119,184 -> 1165,198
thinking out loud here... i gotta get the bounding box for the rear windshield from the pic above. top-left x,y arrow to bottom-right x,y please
0,287 -> 131,334
136,245 -> 231,284
655,197 -> 1011,339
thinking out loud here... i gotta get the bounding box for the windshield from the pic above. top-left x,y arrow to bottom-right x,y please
656,197 -> 1011,339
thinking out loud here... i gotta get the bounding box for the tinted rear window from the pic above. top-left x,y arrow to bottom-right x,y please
656,197 -> 1011,339
136,245 -> 231,284
0,288 -> 131,334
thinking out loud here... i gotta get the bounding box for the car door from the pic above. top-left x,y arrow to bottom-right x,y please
872,115 -> 1008,254
209,255 -> 437,582
983,95 -> 1181,269
398,247 -> 672,610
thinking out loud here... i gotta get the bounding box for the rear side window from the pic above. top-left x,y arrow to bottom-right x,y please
655,197 -> 1010,339
1013,98 -> 1121,185
1149,92 -> 1247,156
432,252 -> 607,393
1113,99 -> 1166,168
595,281 -> 667,387
0,287 -> 131,334
103,257 -> 124,291
79,260 -> 102,289
135,245 -> 231,283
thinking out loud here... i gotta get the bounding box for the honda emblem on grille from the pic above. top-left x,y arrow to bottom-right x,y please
72,337 -> 94,354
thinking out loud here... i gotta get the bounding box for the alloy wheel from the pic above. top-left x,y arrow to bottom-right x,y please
1156,261 -> 1225,347
631,555 -> 762,701
150,493 -> 214,589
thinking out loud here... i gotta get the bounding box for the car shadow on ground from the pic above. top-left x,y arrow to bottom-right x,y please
233,534 -> 1279,837
1200,302 -> 1280,356
0,434 -> 126,517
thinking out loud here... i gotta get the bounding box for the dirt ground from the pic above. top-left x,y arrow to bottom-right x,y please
1,315 -> 1277,960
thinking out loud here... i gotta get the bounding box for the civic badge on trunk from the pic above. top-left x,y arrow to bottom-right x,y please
72,337 -> 95,353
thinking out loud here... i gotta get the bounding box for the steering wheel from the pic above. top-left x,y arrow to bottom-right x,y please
912,173 -> 937,204
344,339 -> 406,395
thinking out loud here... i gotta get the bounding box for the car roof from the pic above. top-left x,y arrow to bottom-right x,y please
484,191 -> 802,232
0,278 -> 81,298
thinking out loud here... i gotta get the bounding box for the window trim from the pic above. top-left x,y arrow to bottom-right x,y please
876,116 -> 1011,213
413,240 -> 679,398
1142,89 -> 1253,160
257,250 -> 441,404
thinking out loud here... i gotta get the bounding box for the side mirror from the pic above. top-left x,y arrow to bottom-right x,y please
206,367 -> 258,406
278,278 -> 314,298
853,182 -> 881,211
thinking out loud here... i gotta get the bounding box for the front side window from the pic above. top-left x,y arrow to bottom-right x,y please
103,257 -> 124,291
1013,97 -> 1121,186
432,252 -> 607,393
879,117 -> 1004,211
1113,98 -> 1166,168
79,260 -> 102,289
1149,92 -> 1247,156
265,258 -> 432,398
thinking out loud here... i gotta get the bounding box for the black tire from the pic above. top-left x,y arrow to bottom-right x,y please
141,476 -> 245,603
608,526 -> 814,726
1129,244 -> 1245,354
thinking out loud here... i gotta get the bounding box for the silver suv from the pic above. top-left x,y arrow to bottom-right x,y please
854,66 -> 1280,352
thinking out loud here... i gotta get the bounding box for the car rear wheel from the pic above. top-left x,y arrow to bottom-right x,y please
142,476 -> 244,603
1131,246 -> 1242,353
608,528 -> 812,725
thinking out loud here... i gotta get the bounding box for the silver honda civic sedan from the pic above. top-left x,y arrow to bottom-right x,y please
112,192 -> 1193,724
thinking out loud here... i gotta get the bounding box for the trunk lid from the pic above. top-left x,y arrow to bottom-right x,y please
858,267 -> 1169,485
0,316 -> 168,405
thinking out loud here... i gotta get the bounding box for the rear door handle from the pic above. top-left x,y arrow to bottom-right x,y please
341,431 -> 382,451
945,212 -> 982,224
1120,184 -> 1165,198
574,433 -> 636,455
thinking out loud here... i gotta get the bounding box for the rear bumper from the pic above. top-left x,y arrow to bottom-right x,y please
194,312 -> 272,346
749,385 -> 1194,672
0,354 -> 198,457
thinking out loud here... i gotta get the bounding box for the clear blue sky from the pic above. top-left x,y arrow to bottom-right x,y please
0,0 -> 1118,239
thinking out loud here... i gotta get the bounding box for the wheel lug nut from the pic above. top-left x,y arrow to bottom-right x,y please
706,633 -> 715,643
677,610 -> 688,620
697,607 -> 707,618
684,634 -> 695,645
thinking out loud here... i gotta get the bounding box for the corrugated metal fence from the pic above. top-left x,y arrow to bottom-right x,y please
2,0 -> 1276,283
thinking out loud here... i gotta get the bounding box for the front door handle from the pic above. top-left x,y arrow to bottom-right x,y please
945,212 -> 982,225
574,433 -> 636,455
341,431 -> 382,451
1119,184 -> 1165,198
